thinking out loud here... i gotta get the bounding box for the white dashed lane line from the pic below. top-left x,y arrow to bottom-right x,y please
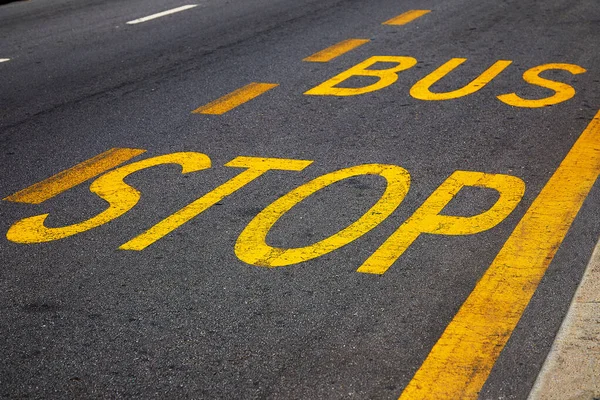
0,58 -> 10,63
126,4 -> 198,25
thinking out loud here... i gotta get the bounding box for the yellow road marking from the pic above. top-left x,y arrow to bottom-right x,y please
383,10 -> 431,26
303,39 -> 370,63
236,164 -> 411,267
3,148 -> 145,204
305,56 -> 417,96
498,63 -> 586,108
193,83 -> 278,115
399,110 -> 600,399
120,156 -> 312,251
358,171 -> 525,275
7,152 -> 210,244
410,58 -> 512,101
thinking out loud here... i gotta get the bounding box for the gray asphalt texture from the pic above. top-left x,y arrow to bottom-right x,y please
1,0 -> 599,398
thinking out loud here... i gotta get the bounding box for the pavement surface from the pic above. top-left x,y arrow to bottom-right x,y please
1,0 -> 599,398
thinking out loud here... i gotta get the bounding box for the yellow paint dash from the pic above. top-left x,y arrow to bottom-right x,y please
3,148 -> 146,204
303,39 -> 370,63
193,83 -> 278,115
399,110 -> 600,399
383,10 -> 431,26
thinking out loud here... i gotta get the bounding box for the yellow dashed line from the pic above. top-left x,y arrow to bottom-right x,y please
303,39 -> 370,63
383,10 -> 431,26
193,83 -> 279,115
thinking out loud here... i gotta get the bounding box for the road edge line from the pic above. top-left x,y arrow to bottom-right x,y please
398,110 -> 600,399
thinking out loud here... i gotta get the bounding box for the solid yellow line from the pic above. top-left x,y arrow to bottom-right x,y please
303,39 -> 370,63
383,10 -> 431,26
3,148 -> 146,204
192,83 -> 279,115
399,110 -> 600,399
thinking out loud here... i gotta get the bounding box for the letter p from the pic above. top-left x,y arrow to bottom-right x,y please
357,171 -> 525,274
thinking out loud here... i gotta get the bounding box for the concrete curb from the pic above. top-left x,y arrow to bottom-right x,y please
528,239 -> 600,400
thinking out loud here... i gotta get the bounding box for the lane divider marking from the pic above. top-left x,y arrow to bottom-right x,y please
3,148 -> 145,204
399,110 -> 600,399
126,4 -> 198,25
303,39 -> 370,63
383,10 -> 431,26
0,58 -> 10,63
192,83 -> 279,115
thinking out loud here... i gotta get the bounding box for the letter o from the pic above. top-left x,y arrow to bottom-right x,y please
235,164 -> 411,267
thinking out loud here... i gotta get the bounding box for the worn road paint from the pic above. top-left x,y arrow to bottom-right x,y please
3,148 -> 145,204
235,164 -> 410,267
410,58 -> 512,101
358,171 -> 525,274
126,4 -> 198,25
120,156 -> 312,251
382,10 -> 431,26
303,39 -> 370,63
498,63 -> 586,108
7,153 -> 210,243
399,110 -> 600,399
0,58 -> 10,63
305,56 -> 417,96
193,83 -> 279,115
305,56 -> 584,105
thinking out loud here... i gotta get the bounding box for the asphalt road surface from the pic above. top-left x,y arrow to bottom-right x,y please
1,0 -> 599,398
